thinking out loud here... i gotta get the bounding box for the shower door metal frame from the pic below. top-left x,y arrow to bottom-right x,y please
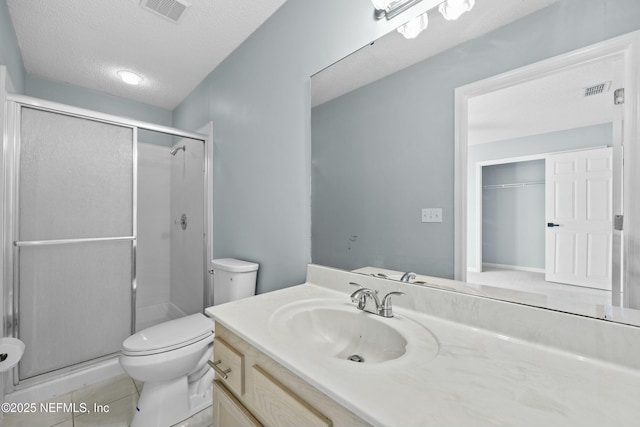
2,94 -> 210,391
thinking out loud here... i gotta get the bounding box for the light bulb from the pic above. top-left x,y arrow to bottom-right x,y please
397,11 -> 428,39
117,70 -> 143,85
438,0 -> 475,21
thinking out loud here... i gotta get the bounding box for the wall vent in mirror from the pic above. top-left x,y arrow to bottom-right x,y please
584,81 -> 612,97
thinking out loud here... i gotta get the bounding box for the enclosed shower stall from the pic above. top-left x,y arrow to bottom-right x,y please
2,95 -> 211,391
136,128 -> 206,330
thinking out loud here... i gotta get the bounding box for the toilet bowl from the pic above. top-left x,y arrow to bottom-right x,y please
120,313 -> 215,427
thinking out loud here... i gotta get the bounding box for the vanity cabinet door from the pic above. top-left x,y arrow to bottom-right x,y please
213,380 -> 263,427
252,365 -> 332,427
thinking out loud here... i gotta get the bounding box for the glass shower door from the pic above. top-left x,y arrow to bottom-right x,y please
15,107 -> 135,380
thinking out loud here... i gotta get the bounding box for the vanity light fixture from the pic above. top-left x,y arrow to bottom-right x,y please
371,0 -> 476,40
371,0 -> 425,20
117,70 -> 143,85
438,0 -> 475,20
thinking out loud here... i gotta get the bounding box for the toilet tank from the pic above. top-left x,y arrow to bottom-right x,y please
211,258 -> 259,305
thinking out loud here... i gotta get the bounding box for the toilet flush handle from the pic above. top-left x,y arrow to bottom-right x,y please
208,359 -> 231,380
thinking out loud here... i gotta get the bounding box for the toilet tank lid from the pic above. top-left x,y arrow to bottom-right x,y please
211,258 -> 259,273
122,313 -> 213,354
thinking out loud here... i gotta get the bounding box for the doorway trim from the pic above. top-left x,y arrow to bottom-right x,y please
454,30 -> 639,309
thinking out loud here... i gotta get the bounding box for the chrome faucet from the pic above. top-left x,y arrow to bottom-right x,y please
400,271 -> 416,282
349,282 -> 405,318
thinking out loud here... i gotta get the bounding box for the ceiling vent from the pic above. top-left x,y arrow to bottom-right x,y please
584,81 -> 612,97
141,0 -> 191,24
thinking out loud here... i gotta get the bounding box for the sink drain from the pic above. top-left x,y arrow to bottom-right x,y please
347,354 -> 365,363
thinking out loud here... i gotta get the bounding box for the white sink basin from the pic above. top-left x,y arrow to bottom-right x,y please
269,299 -> 438,364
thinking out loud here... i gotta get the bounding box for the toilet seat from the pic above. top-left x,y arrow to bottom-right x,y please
123,313 -> 213,356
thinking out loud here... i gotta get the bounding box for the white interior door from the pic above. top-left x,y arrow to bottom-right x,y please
545,147 -> 613,289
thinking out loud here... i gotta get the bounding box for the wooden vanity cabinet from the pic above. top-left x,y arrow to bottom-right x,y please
213,379 -> 262,427
211,324 -> 371,427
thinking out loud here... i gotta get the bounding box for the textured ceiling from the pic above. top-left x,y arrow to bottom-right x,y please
311,0 -> 559,107
7,0 -> 287,110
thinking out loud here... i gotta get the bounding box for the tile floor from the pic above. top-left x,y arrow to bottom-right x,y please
2,374 -> 213,427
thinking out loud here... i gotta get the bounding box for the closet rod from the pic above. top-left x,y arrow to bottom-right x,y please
483,181 -> 545,190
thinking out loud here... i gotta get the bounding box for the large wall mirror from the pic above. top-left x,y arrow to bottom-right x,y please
310,0 -> 640,325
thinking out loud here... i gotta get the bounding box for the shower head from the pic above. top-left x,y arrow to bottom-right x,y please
170,145 -> 186,156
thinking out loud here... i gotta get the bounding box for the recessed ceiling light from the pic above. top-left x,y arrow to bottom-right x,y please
117,70 -> 143,85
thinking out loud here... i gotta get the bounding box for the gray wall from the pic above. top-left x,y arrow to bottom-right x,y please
482,160 -> 545,270
0,0 -> 24,93
311,86 -> 453,275
25,75 -> 172,128
173,0 -> 424,294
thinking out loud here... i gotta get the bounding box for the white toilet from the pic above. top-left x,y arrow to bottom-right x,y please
120,258 -> 259,427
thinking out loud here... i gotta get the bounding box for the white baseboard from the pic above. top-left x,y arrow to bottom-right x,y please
482,263 -> 545,274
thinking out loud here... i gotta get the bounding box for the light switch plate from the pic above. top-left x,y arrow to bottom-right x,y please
422,208 -> 442,223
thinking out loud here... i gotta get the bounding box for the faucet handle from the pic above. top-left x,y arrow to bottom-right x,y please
400,272 -> 416,282
380,291 -> 405,318
349,283 -> 379,311
349,282 -> 366,309
349,282 -> 378,294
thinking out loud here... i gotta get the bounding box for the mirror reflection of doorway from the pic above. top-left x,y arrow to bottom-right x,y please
464,51 -> 623,307
469,147 -> 614,308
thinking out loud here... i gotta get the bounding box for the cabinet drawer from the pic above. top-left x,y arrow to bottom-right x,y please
252,365 -> 332,427
212,337 -> 244,395
213,380 -> 263,427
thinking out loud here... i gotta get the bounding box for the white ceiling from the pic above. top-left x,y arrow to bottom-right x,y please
7,0 -> 287,110
468,56 -> 621,145
311,0 -> 559,107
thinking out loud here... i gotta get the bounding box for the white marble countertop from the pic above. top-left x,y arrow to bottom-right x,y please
206,282 -> 640,427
